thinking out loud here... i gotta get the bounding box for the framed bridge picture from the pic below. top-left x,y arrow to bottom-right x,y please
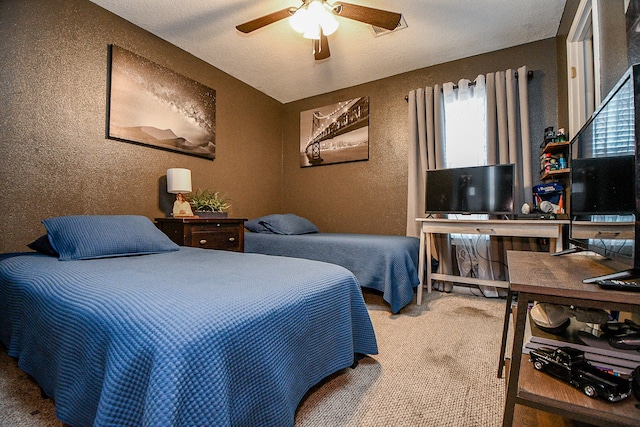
299,97 -> 369,167
107,45 -> 216,160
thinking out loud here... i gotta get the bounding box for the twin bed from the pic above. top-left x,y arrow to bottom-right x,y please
0,215 -> 378,427
244,214 -> 421,314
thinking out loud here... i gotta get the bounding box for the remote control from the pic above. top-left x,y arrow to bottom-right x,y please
596,279 -> 640,292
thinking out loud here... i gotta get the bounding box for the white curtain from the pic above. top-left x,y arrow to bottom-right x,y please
407,65 -> 532,296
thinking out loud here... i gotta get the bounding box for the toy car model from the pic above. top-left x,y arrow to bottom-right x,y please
529,346 -> 632,402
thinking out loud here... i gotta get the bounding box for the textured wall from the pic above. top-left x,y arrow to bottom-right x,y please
282,39 -> 559,235
5,0 -> 618,249
0,0 -> 283,252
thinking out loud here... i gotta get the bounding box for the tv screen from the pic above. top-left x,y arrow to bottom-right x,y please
570,155 -> 635,216
568,63 -> 639,277
425,164 -> 515,215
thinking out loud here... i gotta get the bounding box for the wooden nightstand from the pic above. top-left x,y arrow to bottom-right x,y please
155,217 -> 247,252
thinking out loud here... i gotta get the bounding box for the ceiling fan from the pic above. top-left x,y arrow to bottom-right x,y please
236,0 -> 402,60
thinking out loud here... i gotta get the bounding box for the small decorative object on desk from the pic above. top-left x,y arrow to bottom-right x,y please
187,189 -> 230,218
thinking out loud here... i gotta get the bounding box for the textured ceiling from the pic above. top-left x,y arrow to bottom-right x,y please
88,0 -> 567,103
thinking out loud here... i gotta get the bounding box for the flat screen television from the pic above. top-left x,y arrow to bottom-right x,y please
425,164 -> 515,215
568,63 -> 640,282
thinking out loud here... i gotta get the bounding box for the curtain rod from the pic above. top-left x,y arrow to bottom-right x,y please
404,70 -> 533,102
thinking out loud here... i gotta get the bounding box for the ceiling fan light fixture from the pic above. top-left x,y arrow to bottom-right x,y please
319,11 -> 339,36
289,7 -> 308,33
290,0 -> 338,39
237,1 -> 402,61
303,24 -> 321,40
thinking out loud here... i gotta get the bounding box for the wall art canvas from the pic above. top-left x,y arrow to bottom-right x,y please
299,97 -> 369,167
107,45 -> 216,160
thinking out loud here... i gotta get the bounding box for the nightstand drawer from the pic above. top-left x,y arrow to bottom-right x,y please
155,217 -> 246,252
189,225 -> 241,251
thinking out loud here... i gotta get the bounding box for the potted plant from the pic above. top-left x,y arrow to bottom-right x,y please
187,189 -> 231,218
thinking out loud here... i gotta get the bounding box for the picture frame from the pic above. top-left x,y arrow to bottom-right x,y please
299,97 -> 369,167
106,45 -> 216,160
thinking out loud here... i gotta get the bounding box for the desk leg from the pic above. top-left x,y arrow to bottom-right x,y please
417,228 -> 426,305
549,224 -> 564,253
425,232 -> 432,294
502,294 -> 529,427
497,289 -> 513,378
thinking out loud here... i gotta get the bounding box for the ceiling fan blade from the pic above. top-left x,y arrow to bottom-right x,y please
314,32 -> 330,60
334,2 -> 401,31
236,8 -> 293,33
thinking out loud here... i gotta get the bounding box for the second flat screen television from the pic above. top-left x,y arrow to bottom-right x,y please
425,164 -> 515,215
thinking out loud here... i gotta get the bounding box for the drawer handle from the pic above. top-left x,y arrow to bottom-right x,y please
228,237 -> 235,242
476,228 -> 496,234
199,239 -> 207,245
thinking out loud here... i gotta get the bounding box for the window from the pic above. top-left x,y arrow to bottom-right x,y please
443,82 -> 488,168
591,76 -> 635,156
442,80 -> 493,285
443,79 -> 489,221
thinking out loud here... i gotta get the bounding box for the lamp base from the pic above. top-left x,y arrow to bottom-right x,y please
170,213 -> 197,218
172,193 -> 194,217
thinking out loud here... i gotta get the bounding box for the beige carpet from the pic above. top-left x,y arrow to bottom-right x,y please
0,291 -> 506,427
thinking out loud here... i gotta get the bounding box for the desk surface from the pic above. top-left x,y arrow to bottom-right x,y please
416,218 -> 568,225
506,251 -> 640,306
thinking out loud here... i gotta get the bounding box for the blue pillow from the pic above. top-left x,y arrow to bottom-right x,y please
27,234 -> 59,257
244,218 -> 274,234
254,214 -> 319,235
43,215 -> 179,261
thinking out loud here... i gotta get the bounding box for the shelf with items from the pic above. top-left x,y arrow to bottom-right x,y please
516,353 -> 639,425
537,128 -> 570,216
540,168 -> 569,181
541,141 -> 570,155
540,141 -> 570,181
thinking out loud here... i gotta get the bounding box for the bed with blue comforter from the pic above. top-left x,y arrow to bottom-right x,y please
243,215 -> 420,314
0,215 -> 377,427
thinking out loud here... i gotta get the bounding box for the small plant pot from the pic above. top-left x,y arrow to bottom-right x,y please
194,211 -> 228,218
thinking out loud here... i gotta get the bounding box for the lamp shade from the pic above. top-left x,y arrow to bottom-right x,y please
166,168 -> 192,194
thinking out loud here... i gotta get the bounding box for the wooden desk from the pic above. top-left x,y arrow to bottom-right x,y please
503,251 -> 640,427
415,218 -> 568,304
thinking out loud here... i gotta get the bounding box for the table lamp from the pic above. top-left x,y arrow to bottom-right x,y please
167,168 -> 194,217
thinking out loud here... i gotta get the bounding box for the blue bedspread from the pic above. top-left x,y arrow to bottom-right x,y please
244,233 -> 420,313
0,248 -> 377,427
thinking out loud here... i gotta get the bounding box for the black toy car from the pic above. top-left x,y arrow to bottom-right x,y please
529,346 -> 632,402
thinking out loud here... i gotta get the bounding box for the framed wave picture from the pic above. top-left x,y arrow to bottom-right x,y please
299,97 -> 369,167
106,45 -> 216,160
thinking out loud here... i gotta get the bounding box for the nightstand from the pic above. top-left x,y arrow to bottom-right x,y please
155,217 -> 247,252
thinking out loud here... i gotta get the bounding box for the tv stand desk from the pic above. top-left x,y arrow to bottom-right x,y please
503,250 -> 640,426
415,218 -> 568,304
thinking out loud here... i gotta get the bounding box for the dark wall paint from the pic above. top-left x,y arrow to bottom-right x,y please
282,39 -> 559,235
0,0 -> 284,252
3,0 -> 627,251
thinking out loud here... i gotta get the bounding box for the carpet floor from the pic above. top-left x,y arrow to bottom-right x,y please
0,290 -> 506,427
